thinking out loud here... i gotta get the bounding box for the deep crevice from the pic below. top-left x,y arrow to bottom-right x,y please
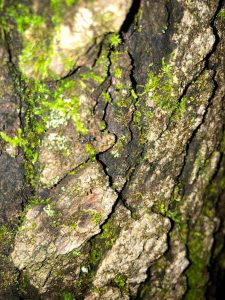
120,0 -> 141,33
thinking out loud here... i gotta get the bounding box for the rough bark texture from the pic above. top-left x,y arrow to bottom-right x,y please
1,0 -> 225,299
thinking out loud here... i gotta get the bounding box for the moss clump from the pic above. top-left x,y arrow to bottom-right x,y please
138,58 -> 187,116
62,291 -> 75,300
71,217 -> 120,297
133,110 -> 142,125
114,67 -> 122,79
152,187 -> 188,243
139,59 -> 174,110
81,72 -> 105,84
114,274 -> 130,295
218,8 -> 225,20
88,211 -> 102,225
100,120 -> 107,131
5,3 -> 52,79
6,3 -> 44,34
102,92 -> 112,103
85,144 -> 96,157
89,219 -> 118,267
0,75 -> 90,191
3,1 -> 80,79
70,218 -> 119,295
109,33 -> 122,48
50,0 -> 80,25
114,274 -> 126,288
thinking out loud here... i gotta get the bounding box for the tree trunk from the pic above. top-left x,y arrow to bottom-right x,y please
1,0 -> 225,299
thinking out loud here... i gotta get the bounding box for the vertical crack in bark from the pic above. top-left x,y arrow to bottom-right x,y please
4,31 -> 24,149
95,44 -> 142,216
126,50 -> 139,145
2,30 -> 35,299
165,0 -> 172,31
3,31 -> 29,215
120,0 -> 141,33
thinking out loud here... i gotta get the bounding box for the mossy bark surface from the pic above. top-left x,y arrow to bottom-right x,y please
1,0 -> 225,299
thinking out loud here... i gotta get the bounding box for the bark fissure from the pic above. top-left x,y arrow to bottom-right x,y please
120,0 -> 141,33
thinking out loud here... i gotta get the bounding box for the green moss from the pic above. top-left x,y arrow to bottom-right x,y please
100,120 -> 107,131
89,218 -> 118,267
159,203 -> 167,215
185,226 -> 210,300
0,225 -> 13,243
0,76 -> 89,189
72,218 -> 119,297
4,1 -> 81,79
28,197 -> 51,207
0,0 -> 4,10
0,128 -> 23,148
130,88 -> 138,100
6,4 -> 44,34
71,217 -> 120,297
43,202 -> 57,218
20,38 -> 53,80
140,59 -> 174,111
50,0 -> 79,25
152,187 -> 188,243
88,211 -> 102,225
18,272 -> 29,295
109,33 -> 122,48
116,82 -> 124,91
114,274 -> 126,288
133,110 -> 142,124
185,266 -> 207,298
81,71 -> 105,84
63,291 -> 75,300
68,223 -> 78,230
138,58 -> 187,116
114,274 -> 129,295
5,3 -> 53,79
114,67 -> 122,78
0,82 -> 47,187
71,249 -> 80,257
85,144 -> 96,157
218,8 -> 225,20
185,165 -> 225,299
102,92 -> 112,103
116,96 -> 132,108
68,217 -> 119,297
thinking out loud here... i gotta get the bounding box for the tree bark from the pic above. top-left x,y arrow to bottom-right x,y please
0,0 -> 225,299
